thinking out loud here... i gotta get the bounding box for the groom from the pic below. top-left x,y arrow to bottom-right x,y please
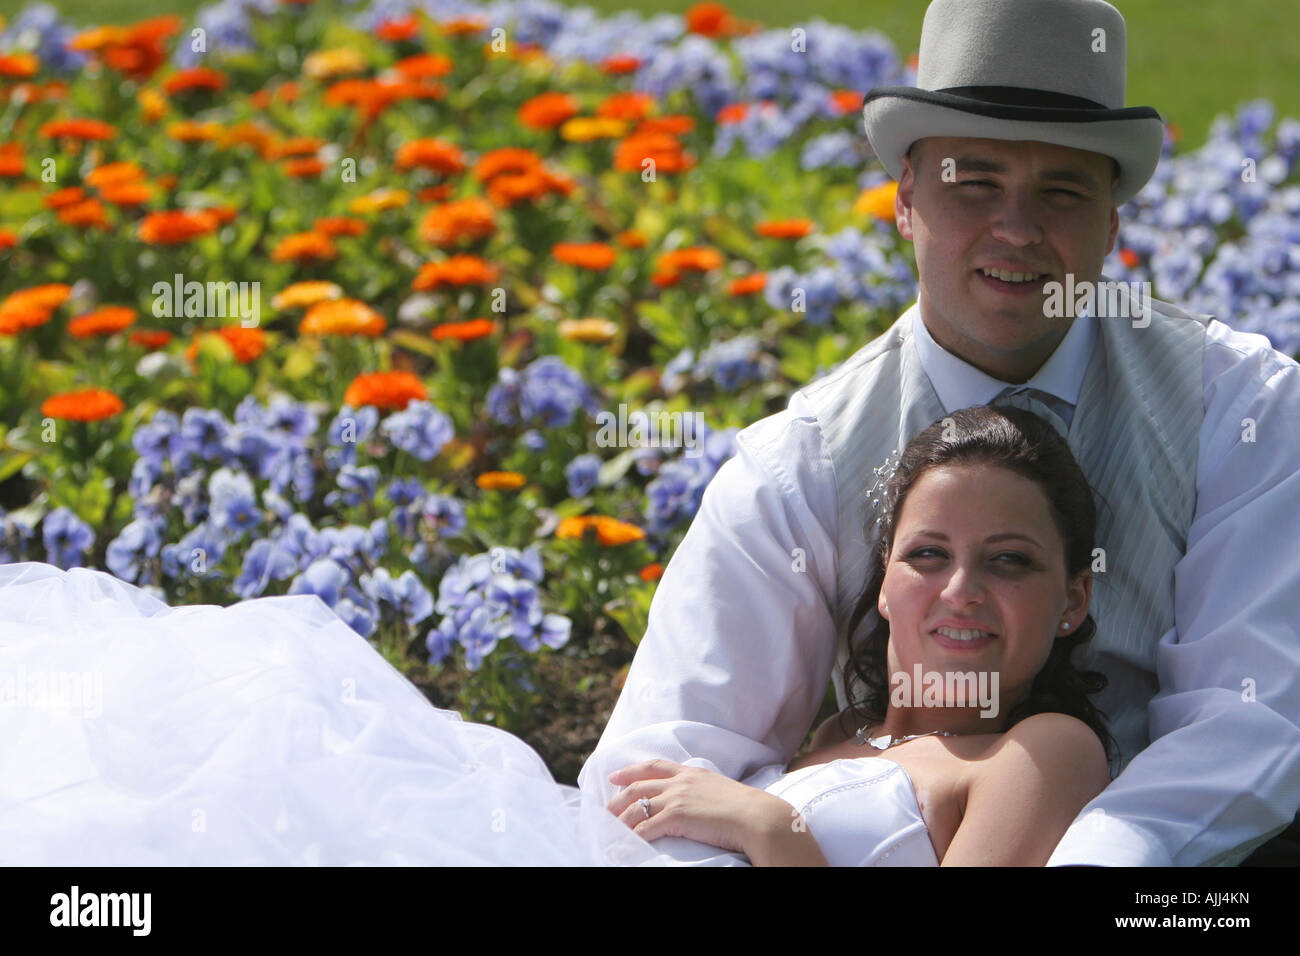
580,0 -> 1300,865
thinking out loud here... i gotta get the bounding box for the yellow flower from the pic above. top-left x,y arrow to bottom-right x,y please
302,48 -> 368,80
348,187 -> 411,215
557,317 -> 619,344
476,471 -> 527,491
272,280 -> 343,311
138,87 -> 169,123
559,116 -> 629,142
854,181 -> 898,222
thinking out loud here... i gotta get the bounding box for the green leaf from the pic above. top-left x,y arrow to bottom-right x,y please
635,301 -> 688,351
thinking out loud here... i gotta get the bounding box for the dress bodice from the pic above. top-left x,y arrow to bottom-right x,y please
763,757 -> 940,866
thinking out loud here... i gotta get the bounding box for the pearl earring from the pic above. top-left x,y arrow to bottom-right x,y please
1062,621 -> 1070,631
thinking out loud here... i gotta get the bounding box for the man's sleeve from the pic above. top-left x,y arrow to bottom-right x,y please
1048,329 -> 1300,866
577,398 -> 841,862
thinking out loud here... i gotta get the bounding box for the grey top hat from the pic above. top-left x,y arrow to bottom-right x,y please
863,0 -> 1164,204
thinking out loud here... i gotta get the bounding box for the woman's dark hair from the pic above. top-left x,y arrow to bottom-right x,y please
838,404 -> 1115,762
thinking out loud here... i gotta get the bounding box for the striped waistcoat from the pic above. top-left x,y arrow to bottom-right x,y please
799,294 -> 1210,773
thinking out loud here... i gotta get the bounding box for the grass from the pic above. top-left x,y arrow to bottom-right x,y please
1,0 -> 1296,148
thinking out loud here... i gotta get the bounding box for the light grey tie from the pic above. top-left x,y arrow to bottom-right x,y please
990,386 -> 1071,438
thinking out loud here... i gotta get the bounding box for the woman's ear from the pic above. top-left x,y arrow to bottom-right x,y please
878,594 -> 889,620
1060,569 -> 1092,635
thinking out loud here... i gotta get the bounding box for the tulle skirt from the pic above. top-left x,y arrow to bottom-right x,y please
0,562 -> 673,866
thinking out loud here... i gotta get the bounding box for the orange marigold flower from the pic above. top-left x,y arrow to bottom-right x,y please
139,209 -> 219,244
485,169 -> 551,207
855,181 -> 899,221
393,53 -> 453,80
395,137 -> 466,175
100,183 -> 152,206
299,298 -> 386,337
41,388 -> 125,422
70,16 -> 180,81
272,280 -> 343,310
419,197 -> 497,247
613,132 -> 695,175
431,318 -> 497,342
167,120 -> 224,143
0,229 -> 17,251
440,17 -> 489,36
129,329 -> 172,349
271,231 -> 337,264
685,2 -> 738,37
68,305 -> 136,338
283,157 -> 326,178
187,325 -> 267,365
635,115 -> 695,136
557,318 -> 619,344
756,219 -> 813,239
85,161 -> 146,189
472,147 -> 542,184
57,198 -> 110,229
616,230 -> 647,249
343,370 -> 427,411
597,91 -> 654,122
517,92 -> 579,130
204,204 -> 239,225
553,242 -> 617,270
412,254 -> 500,292
5,283 -> 71,312
162,67 -> 228,95
43,186 -> 86,209
728,273 -> 767,296
418,185 -> 454,203
556,515 -> 646,546
1120,248 -> 1140,269
0,53 -> 39,78
268,136 -> 327,160
0,142 -> 24,178
39,118 -> 116,141
600,54 -> 641,75
375,14 -> 421,42
220,121 -> 275,155
639,562 -> 664,582
829,89 -> 865,115
657,247 -> 723,274
312,216 -> 367,237
476,471 -> 526,491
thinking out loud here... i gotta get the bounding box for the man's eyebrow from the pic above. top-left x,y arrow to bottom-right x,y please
953,157 -> 1100,190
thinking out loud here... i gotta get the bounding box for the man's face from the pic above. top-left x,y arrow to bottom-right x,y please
896,136 -> 1120,383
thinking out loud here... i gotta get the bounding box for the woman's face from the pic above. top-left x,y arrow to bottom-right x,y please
878,462 -> 1091,722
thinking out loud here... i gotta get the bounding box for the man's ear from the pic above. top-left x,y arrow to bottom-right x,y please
896,151 -> 916,241
1104,204 -> 1119,257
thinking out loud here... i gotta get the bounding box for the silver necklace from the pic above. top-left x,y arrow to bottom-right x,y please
853,723 -> 966,750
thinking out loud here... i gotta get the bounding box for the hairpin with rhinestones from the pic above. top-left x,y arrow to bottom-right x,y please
864,448 -> 903,541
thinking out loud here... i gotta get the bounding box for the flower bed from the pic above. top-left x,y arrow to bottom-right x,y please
0,0 -> 1297,777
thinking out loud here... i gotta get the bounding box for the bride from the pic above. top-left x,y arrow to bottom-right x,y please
0,405 -> 1112,866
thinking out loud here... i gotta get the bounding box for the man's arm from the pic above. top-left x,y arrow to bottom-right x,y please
1048,327 -> 1300,866
578,395 -> 841,861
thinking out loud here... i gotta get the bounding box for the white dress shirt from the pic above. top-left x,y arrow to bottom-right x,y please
580,305 -> 1300,866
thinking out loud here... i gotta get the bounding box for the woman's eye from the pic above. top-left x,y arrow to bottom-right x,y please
907,547 -> 946,560
993,552 -> 1030,566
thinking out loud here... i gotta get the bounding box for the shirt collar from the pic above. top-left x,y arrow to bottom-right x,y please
909,302 -> 1096,414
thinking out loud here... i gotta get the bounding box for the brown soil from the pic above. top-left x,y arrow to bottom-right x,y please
406,624 -> 635,787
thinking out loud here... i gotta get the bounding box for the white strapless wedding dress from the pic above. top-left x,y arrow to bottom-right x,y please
0,562 -> 938,866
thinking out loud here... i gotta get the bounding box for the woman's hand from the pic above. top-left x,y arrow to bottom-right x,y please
605,759 -> 790,858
